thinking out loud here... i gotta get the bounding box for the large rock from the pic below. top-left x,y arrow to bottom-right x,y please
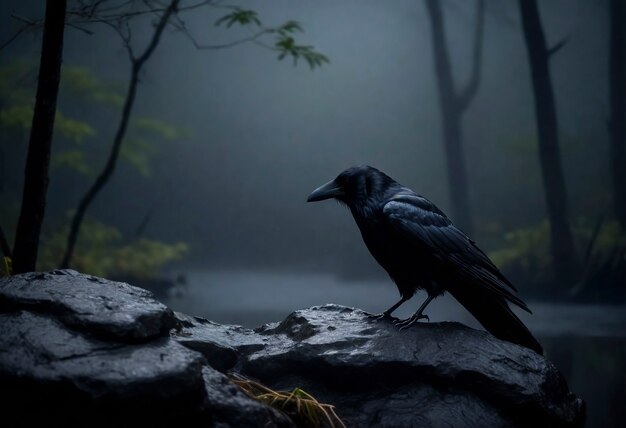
173,305 -> 585,427
0,270 -> 292,427
0,270 -> 584,427
0,270 -> 174,340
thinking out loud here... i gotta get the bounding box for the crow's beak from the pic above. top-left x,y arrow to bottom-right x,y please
307,179 -> 344,202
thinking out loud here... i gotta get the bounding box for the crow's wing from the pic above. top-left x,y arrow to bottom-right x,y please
383,192 -> 531,313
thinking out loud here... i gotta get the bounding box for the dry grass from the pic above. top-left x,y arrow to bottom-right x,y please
230,375 -> 346,428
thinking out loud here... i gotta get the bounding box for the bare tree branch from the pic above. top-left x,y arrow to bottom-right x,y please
458,0 -> 485,112
171,15 -> 273,50
547,36 -> 569,57
60,0 -> 181,268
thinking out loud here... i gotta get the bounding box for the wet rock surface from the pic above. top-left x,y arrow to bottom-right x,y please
0,270 -> 292,427
0,270 -> 584,427
175,305 -> 585,427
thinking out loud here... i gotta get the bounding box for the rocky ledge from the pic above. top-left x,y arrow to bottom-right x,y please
0,270 -> 584,427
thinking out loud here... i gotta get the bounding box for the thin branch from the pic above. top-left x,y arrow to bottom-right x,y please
67,23 -> 94,35
11,13 -> 37,26
60,0 -> 180,269
0,25 -> 31,51
547,36 -> 569,57
457,0 -> 485,112
0,14 -> 41,51
172,16 -> 273,50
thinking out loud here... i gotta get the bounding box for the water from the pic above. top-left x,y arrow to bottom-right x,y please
164,270 -> 626,427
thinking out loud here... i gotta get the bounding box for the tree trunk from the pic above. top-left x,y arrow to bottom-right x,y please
609,0 -> 626,227
425,0 -> 484,237
60,0 -> 179,269
12,0 -> 67,274
518,0 -> 579,286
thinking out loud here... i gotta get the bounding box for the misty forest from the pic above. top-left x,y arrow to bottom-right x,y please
0,0 -> 624,427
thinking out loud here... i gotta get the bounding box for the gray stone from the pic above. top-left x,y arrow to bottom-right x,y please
0,271 -> 585,427
175,304 -> 585,427
0,271 -> 294,427
0,269 -> 174,340
201,366 -> 295,427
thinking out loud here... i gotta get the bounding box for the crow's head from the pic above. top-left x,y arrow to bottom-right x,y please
307,165 -> 395,206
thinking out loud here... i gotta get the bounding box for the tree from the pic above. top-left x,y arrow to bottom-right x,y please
1,1 -> 327,272
609,0 -> 626,227
58,2 -> 328,268
59,0 -> 181,268
518,0 -> 579,286
424,0 -> 485,237
12,0 -> 67,274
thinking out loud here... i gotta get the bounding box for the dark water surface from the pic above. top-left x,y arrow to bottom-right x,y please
164,270 -> 626,427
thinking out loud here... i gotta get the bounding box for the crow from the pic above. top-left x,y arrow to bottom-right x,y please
307,165 -> 543,354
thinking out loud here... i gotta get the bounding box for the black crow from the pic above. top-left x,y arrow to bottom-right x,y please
307,165 -> 543,354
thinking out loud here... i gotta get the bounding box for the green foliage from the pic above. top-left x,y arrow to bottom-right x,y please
55,111 -> 96,143
213,8 -> 329,70
273,21 -> 329,69
489,220 -> 553,285
0,105 -> 95,143
120,138 -> 153,177
52,150 -> 92,175
39,218 -> 188,278
215,7 -> 262,27
121,117 -> 184,176
0,105 -> 32,130
61,65 -> 125,108
114,239 -> 189,280
131,117 -> 184,140
0,61 -> 184,178
1,257 -> 11,277
488,219 -> 626,288
275,36 -> 329,69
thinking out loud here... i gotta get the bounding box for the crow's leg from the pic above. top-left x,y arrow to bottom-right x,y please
394,295 -> 434,330
367,296 -> 409,320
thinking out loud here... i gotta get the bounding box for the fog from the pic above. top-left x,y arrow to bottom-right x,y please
1,0 -> 611,272
0,1 -> 623,425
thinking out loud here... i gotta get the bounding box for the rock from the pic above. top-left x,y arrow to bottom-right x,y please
0,269 -> 174,340
173,304 -> 586,427
0,271 -> 294,427
201,367 -> 294,427
0,271 -> 584,427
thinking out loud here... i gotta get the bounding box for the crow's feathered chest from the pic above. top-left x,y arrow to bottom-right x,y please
350,200 -> 437,296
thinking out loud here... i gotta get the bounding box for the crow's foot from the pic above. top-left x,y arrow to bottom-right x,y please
366,312 -> 397,322
394,313 -> 429,330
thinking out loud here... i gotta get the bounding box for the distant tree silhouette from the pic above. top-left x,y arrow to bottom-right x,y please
518,0 -> 579,286
12,0 -> 67,274
609,0 -> 626,227
424,0 -> 484,237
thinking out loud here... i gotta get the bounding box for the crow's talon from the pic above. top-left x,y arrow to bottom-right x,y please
367,312 -> 397,322
395,314 -> 429,330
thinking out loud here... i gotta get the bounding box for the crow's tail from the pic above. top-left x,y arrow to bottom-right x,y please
448,285 -> 543,355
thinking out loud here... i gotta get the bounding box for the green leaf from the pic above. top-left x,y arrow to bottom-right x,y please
215,8 -> 261,28
120,137 -> 154,177
52,150 -> 93,176
0,105 -> 32,130
131,117 -> 183,140
55,111 -> 96,144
